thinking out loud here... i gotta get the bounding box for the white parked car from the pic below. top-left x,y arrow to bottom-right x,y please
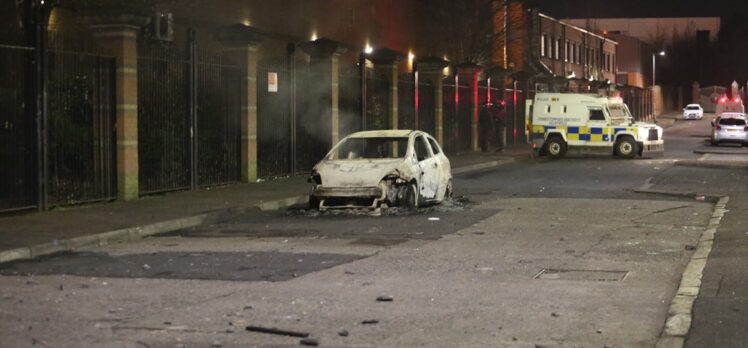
711,112 -> 748,146
683,104 -> 703,120
308,130 -> 452,210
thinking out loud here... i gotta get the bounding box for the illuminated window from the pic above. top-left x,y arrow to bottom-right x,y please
564,40 -> 569,62
554,39 -> 560,60
541,34 -> 546,57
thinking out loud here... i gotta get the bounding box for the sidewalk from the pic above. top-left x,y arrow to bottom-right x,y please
655,111 -> 685,128
0,147 -> 529,263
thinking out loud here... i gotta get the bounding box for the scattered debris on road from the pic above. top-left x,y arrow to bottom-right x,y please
300,338 -> 319,346
428,217 -> 440,221
376,296 -> 393,302
246,325 -> 310,338
685,244 -> 696,250
338,330 -> 349,337
361,319 -> 379,325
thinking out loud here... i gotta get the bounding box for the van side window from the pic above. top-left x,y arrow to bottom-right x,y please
563,105 -> 567,113
546,105 -> 551,114
589,109 -> 606,121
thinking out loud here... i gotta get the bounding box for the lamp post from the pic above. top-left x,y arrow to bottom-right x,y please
652,50 -> 665,86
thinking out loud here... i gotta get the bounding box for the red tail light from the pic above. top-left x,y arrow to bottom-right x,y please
744,126 -> 748,131
716,125 -> 722,130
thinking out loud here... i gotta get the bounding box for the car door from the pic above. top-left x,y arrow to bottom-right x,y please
427,136 -> 449,196
414,135 -> 438,200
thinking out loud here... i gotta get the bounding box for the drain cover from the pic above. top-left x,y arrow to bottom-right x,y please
534,269 -> 628,281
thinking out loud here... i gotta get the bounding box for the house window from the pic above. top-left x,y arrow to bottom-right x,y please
564,40 -> 569,62
570,42 -> 575,63
541,33 -> 546,57
554,39 -> 560,60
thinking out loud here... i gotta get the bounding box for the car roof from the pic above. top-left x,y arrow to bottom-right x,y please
719,112 -> 746,118
686,104 -> 701,107
346,130 -> 420,138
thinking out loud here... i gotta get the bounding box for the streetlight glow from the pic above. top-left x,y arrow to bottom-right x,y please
364,44 -> 373,54
659,50 -> 666,56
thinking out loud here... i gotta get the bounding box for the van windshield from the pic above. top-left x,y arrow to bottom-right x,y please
608,104 -> 632,123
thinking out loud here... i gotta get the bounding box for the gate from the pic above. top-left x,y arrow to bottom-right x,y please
1,34 -> 118,212
138,42 -> 242,193
366,70 -> 391,130
338,66 -> 363,140
137,45 -> 191,194
47,49 -> 116,205
0,44 -> 36,211
417,80 -> 435,135
398,76 -> 416,130
196,49 -> 241,186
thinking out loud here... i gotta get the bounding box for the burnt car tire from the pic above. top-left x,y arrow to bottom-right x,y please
444,180 -> 454,200
614,136 -> 637,159
404,183 -> 419,209
309,195 -> 320,210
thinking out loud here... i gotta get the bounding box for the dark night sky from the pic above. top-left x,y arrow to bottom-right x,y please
531,0 -> 748,19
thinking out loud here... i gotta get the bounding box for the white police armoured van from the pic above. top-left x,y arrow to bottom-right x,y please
525,93 -> 664,158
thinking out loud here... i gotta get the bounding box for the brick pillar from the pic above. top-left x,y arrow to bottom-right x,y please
299,38 -> 347,145
416,57 -> 449,144
692,82 -> 700,104
368,48 -> 404,130
217,24 -> 264,183
82,13 -> 148,201
457,64 -> 483,152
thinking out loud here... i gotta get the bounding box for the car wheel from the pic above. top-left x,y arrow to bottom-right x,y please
309,195 -> 320,210
404,182 -> 419,209
544,136 -> 567,159
615,137 -> 637,159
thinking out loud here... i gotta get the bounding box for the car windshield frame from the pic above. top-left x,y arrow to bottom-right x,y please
718,116 -> 747,126
327,136 -> 410,160
686,106 -> 700,110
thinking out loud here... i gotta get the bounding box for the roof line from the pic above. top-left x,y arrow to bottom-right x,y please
539,12 -> 618,44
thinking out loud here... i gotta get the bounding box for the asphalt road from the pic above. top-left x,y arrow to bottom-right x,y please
1,113 -> 745,347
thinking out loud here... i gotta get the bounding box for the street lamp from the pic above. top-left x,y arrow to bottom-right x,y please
652,50 -> 665,86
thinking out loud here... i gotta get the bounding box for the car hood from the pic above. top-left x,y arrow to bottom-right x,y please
314,159 -> 409,187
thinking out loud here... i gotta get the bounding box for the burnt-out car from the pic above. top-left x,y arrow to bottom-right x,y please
308,130 -> 452,210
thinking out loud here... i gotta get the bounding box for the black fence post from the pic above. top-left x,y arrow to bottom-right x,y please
188,28 -> 198,190
28,2 -> 52,211
359,52 -> 367,130
287,42 -> 297,175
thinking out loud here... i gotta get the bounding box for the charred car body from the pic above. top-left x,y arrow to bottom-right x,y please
308,130 -> 452,210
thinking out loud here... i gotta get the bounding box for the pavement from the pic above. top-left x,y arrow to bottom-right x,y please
0,146 -> 529,264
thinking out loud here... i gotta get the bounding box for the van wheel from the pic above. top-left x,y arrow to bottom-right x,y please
615,137 -> 638,158
544,136 -> 567,159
